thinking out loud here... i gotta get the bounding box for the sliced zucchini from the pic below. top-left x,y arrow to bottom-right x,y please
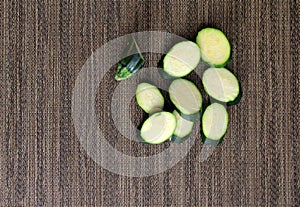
171,110 -> 194,143
163,41 -> 201,77
136,83 -> 164,113
140,112 -> 176,144
202,68 -> 240,103
202,103 -> 228,147
196,28 -> 231,67
115,35 -> 145,81
169,79 -> 202,115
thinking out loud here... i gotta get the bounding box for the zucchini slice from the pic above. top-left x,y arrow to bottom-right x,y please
136,83 -> 164,114
202,103 -> 228,147
169,79 -> 202,115
202,68 -> 240,103
115,35 -> 145,81
140,112 -> 176,144
171,110 -> 194,143
163,41 -> 201,77
196,28 -> 231,67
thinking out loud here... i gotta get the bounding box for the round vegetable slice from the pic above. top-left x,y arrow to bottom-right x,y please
196,28 -> 231,67
140,112 -> 176,144
163,41 -> 201,77
202,103 -> 228,147
202,68 -> 240,103
136,83 -> 164,113
169,79 -> 202,115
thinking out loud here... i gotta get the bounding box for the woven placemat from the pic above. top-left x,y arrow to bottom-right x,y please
0,0 -> 299,206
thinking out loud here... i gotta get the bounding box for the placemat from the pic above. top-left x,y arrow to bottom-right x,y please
0,0 -> 299,206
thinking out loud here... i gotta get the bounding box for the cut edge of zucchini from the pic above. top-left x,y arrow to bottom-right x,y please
201,103 -> 228,147
196,28 -> 231,67
163,41 -> 201,77
140,111 -> 177,144
136,82 -> 164,113
169,79 -> 203,115
202,68 -> 240,103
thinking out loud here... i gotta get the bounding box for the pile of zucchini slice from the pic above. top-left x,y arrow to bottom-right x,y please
133,28 -> 241,146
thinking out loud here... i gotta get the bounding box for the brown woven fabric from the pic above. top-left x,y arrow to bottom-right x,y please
0,0 -> 299,206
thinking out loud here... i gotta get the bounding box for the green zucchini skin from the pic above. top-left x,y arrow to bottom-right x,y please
201,129 -> 225,147
180,110 -> 201,122
115,35 -> 145,81
196,28 -> 231,67
170,134 -> 192,143
226,82 -> 243,106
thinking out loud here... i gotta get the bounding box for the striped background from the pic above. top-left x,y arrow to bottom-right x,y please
0,0 -> 299,206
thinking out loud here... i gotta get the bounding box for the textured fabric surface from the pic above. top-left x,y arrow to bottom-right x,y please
0,0 -> 299,206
